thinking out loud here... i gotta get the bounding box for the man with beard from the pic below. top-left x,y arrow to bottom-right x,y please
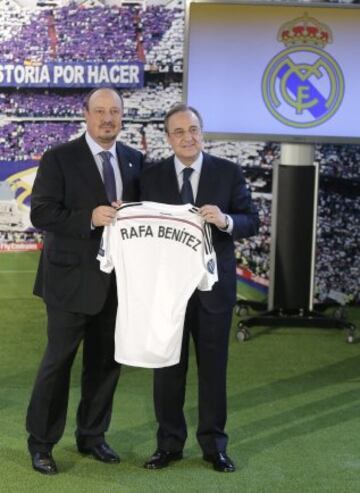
26,88 -> 143,475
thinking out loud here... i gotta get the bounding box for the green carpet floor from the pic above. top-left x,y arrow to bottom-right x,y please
0,252 -> 359,492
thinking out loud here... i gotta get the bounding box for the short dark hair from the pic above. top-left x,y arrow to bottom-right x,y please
83,87 -> 124,110
164,103 -> 203,133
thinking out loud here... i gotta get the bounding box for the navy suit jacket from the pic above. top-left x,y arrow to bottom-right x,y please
140,152 -> 259,313
31,134 -> 143,314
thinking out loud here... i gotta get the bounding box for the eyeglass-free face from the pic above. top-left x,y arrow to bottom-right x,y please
85,88 -> 123,148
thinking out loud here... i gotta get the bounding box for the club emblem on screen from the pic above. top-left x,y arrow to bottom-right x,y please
261,13 -> 344,128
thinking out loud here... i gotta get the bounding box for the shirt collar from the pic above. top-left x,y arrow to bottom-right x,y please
174,152 -> 203,177
85,131 -> 117,159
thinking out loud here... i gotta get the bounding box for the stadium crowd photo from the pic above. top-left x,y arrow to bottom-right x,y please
0,1 -> 359,492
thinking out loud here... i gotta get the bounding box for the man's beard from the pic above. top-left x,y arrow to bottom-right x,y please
99,129 -> 117,142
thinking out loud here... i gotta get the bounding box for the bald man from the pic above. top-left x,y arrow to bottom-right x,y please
26,88 -> 143,474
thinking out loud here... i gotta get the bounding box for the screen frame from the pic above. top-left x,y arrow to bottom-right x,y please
183,0 -> 360,144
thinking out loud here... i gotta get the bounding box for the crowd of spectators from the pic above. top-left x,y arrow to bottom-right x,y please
0,0 -> 358,304
0,122 -> 20,161
1,115 -> 360,180
0,1 -> 31,44
0,91 -> 84,118
315,191 -> 360,304
52,5 -> 138,62
0,121 -> 82,160
0,117 -> 280,165
0,130 -> 357,304
0,2 -> 178,66
144,1 -> 184,72
0,8 -> 52,63
22,121 -> 81,158
235,193 -> 271,281
0,82 -> 182,119
234,185 -> 360,305
0,230 -> 42,243
315,144 -> 360,180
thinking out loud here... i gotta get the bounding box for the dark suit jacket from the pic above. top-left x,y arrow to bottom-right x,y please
140,152 -> 259,313
31,134 -> 143,314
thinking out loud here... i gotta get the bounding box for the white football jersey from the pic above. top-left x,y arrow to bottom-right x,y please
97,201 -> 218,368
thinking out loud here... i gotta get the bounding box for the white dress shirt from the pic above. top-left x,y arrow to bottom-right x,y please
85,132 -> 123,200
174,152 -> 233,234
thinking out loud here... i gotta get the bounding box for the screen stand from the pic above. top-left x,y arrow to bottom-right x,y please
236,143 -> 356,343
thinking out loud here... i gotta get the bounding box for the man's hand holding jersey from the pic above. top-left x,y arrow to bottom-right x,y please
92,201 -> 123,227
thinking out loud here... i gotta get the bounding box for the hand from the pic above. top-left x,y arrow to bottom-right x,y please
111,200 -> 123,209
199,204 -> 227,229
92,205 -> 117,227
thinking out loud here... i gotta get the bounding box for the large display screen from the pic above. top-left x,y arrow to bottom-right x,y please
184,1 -> 360,143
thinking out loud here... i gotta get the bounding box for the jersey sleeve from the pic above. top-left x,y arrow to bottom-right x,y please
197,222 -> 218,291
97,223 -> 114,274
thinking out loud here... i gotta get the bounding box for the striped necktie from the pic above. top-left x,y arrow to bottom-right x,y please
99,151 -> 117,203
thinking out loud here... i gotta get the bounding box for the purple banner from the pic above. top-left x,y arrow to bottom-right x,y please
0,62 -> 144,88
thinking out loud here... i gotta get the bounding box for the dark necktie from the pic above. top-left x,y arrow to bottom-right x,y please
180,167 -> 194,204
99,151 -> 117,203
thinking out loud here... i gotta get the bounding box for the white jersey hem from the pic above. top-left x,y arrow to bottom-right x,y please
115,356 -> 179,368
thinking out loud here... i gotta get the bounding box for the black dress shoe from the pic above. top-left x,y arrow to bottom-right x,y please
203,452 -> 236,472
144,450 -> 183,469
78,442 -> 120,463
31,451 -> 58,475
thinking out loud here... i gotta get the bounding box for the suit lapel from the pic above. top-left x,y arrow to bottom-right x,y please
196,153 -> 218,206
116,142 -> 129,190
75,135 -> 108,203
163,156 -> 182,204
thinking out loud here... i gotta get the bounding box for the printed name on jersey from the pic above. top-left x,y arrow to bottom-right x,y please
119,224 -> 202,252
97,201 -> 218,368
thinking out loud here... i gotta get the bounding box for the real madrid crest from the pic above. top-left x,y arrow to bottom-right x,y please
262,13 -> 344,128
